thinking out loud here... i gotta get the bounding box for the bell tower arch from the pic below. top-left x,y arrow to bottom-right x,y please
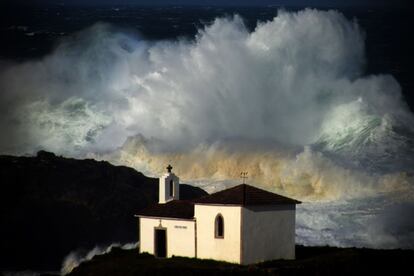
159,164 -> 180,203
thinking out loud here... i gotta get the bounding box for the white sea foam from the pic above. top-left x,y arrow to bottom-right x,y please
61,242 -> 138,275
0,9 -> 413,248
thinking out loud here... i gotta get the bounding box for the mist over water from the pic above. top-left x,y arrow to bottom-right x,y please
61,242 -> 138,275
1,8 -> 413,248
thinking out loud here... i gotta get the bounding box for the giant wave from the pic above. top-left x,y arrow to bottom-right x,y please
0,8 -> 413,248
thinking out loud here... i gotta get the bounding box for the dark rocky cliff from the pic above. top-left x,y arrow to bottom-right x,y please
0,151 -> 207,271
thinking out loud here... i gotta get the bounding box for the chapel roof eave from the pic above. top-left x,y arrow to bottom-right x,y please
135,200 -> 195,219
193,184 -> 301,206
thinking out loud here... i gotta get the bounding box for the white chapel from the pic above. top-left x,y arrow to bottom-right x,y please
135,165 -> 301,264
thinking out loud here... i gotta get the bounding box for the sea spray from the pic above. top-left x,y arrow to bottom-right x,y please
0,9 -> 410,157
61,242 -> 138,275
1,8 -> 413,249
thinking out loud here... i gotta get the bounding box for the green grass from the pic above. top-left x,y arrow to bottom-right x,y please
68,246 -> 414,276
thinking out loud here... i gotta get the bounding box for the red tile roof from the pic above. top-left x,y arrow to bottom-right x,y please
136,200 -> 195,219
194,184 -> 301,205
136,184 -> 300,219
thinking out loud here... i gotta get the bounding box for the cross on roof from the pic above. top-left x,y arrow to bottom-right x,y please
240,171 -> 248,184
167,164 -> 173,173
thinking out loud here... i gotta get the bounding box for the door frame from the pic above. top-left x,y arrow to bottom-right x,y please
154,226 -> 167,258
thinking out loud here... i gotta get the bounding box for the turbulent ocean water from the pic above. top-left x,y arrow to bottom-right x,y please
1,5 -> 413,250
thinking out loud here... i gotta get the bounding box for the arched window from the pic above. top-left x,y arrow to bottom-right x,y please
215,214 -> 224,238
169,179 -> 174,197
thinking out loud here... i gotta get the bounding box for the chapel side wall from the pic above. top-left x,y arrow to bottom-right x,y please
139,217 -> 195,258
241,205 -> 296,264
194,205 -> 242,263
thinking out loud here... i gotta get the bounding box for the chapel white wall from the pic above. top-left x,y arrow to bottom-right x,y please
194,205 -> 242,263
241,205 -> 296,264
139,217 -> 195,258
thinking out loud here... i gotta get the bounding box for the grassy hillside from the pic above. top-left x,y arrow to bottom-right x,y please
67,245 -> 413,276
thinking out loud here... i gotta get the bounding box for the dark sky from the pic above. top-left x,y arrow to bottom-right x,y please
1,0 -> 410,8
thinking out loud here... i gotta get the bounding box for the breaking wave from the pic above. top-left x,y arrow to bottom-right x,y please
61,242 -> 138,275
92,136 -> 412,201
1,8 -> 413,248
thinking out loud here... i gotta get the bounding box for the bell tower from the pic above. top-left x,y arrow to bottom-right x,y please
159,164 -> 180,204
